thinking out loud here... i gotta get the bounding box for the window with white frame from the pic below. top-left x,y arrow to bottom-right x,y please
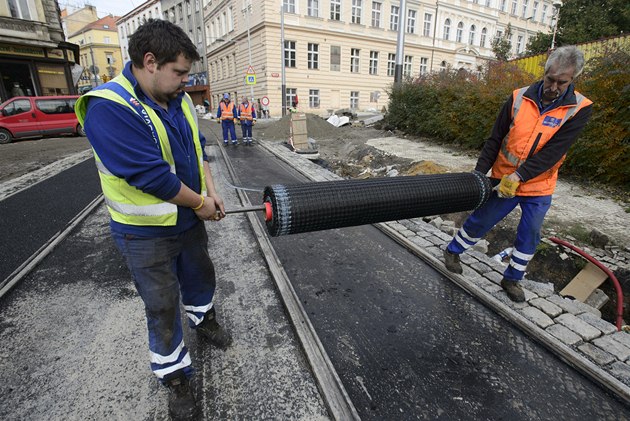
330,45 -> 341,71
496,29 -> 503,40
456,22 -> 463,42
308,43 -> 319,69
485,0 -> 491,6
370,91 -> 380,102
351,48 -> 360,72
440,60 -> 447,71
500,0 -> 507,12
423,13 -> 432,37
330,0 -> 341,20
522,0 -> 529,18
419,57 -> 428,75
197,27 -> 202,44
541,5 -> 547,23
284,41 -> 296,67
511,0 -> 517,15
532,1 -> 539,21
480,27 -> 487,47
195,0 -> 200,11
352,0 -> 362,24
186,0 -> 191,15
369,51 -> 379,75
403,55 -> 412,77
390,5 -> 399,31
443,18 -> 451,40
469,25 -> 476,45
387,53 -> 396,76
307,0 -> 319,17
309,89 -> 320,108
517,35 -> 523,53
228,7 -> 234,31
407,10 -> 416,34
371,1 -> 382,27
104,36 -> 111,44
350,91 -> 359,109
286,88 -> 297,108
283,0 -> 296,13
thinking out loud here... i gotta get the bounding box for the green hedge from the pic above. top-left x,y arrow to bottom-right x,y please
384,48 -> 630,189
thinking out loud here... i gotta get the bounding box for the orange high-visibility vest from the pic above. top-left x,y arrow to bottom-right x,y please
238,102 -> 254,120
219,101 -> 234,120
492,87 -> 592,196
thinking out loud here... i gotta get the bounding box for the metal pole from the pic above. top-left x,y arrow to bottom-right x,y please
394,0 -> 407,85
429,0 -> 438,73
244,4 -> 254,100
89,46 -> 99,87
281,4 -> 286,116
550,4 -> 560,50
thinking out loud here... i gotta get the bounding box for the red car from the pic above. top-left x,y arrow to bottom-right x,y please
0,95 -> 85,144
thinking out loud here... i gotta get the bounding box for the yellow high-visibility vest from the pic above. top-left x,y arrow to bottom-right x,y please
75,74 -> 206,226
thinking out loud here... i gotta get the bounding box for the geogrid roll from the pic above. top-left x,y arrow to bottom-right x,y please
263,172 -> 493,237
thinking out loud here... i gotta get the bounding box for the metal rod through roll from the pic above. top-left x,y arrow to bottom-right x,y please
263,172 -> 492,237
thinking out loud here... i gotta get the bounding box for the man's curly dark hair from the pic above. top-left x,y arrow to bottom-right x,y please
128,19 -> 200,68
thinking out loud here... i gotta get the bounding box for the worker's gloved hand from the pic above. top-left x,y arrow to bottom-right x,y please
216,118 -> 221,124
233,118 -> 238,124
252,120 -> 256,125
497,174 -> 520,198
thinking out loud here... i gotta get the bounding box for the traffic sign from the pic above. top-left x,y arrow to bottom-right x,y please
260,96 -> 270,106
246,74 -> 256,85
246,65 -> 255,75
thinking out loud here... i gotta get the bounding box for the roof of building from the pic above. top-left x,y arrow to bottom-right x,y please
69,15 -> 120,38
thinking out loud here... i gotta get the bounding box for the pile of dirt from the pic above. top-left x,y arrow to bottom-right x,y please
258,113 -> 349,141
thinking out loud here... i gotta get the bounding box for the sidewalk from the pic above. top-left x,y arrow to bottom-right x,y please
260,139 -> 630,405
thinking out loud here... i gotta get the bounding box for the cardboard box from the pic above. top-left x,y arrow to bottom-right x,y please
560,262 -> 609,302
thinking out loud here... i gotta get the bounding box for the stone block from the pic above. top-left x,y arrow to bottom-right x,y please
578,343 -> 616,366
484,271 -> 503,285
577,312 -> 617,335
470,261 -> 494,275
520,279 -> 555,298
547,294 -> 601,317
554,313 -> 602,341
546,324 -> 582,346
410,236 -> 433,249
529,298 -> 563,318
519,306 -> 554,329
609,362 -> 630,385
592,335 -> 630,361
612,331 -> 630,349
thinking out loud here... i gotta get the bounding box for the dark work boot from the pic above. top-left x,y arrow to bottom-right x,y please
196,308 -> 233,350
443,249 -> 463,274
166,374 -> 199,421
501,278 -> 525,302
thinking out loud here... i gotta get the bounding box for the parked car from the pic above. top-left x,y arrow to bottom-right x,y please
0,95 -> 85,144
78,86 -> 92,94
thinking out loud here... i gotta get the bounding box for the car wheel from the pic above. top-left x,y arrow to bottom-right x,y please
77,124 -> 86,137
0,128 -> 12,144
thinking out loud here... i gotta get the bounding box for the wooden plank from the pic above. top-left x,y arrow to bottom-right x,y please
560,262 -> 609,302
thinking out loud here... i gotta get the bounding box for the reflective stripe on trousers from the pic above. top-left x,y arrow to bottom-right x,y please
111,222 -> 216,381
447,193 -> 552,281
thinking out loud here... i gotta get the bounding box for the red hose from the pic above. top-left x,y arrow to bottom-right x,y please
549,237 -> 624,331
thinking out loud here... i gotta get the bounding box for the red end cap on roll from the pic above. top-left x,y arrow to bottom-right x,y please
264,201 -> 273,222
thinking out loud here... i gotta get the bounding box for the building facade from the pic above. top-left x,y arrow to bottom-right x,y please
67,15 -> 122,90
117,0 -> 163,66
0,0 -> 80,102
204,0 -> 557,116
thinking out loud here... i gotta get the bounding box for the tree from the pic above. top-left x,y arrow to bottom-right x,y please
526,0 -> 630,55
492,24 -> 513,61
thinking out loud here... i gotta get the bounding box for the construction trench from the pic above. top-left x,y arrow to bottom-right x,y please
0,119 -> 629,419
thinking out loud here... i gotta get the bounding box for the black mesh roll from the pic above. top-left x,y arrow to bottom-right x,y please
263,172 -> 492,237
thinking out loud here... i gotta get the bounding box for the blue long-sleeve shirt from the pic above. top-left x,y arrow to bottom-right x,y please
83,61 -> 207,237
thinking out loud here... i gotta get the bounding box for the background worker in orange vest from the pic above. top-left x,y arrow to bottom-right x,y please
216,93 -> 238,146
237,96 -> 257,145
442,45 -> 593,303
